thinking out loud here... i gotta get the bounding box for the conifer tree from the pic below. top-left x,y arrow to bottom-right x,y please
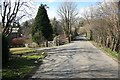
32,4 -> 53,46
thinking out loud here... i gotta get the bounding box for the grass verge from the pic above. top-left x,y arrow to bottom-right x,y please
2,48 -> 47,79
91,41 -> 120,62
2,57 -> 36,79
10,47 -> 36,55
22,52 -> 46,60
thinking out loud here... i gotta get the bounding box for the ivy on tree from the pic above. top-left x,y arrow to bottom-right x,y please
32,4 -> 53,46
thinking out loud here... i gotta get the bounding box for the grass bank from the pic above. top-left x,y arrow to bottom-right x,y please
91,41 -> 120,62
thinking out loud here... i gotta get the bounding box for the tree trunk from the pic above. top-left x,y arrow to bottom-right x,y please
111,38 -> 115,51
46,40 -> 48,47
90,30 -> 93,40
68,36 -> 71,43
113,38 -> 119,52
106,37 -> 110,48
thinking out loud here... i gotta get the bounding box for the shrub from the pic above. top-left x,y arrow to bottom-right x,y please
11,37 -> 25,47
2,34 -> 10,66
28,42 -> 39,48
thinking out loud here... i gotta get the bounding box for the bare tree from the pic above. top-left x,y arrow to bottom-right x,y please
57,2 -> 78,42
82,1 -> 120,53
0,0 -> 33,36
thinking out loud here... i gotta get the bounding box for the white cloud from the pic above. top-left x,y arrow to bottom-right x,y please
79,7 -> 90,18
47,8 -> 57,19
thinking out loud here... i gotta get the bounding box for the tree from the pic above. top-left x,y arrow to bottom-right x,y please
57,2 -> 78,43
72,17 -> 85,37
32,4 -> 53,47
82,1 -> 120,53
22,20 -> 33,36
0,0 -> 32,65
0,0 -> 32,36
2,34 -> 9,66
51,17 -> 63,36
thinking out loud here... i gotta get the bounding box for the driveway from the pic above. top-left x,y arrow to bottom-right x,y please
30,37 -> 119,79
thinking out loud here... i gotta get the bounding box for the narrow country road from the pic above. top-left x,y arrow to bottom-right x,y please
29,36 -> 119,79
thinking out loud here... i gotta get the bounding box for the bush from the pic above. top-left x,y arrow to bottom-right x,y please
11,37 -> 25,47
28,42 -> 39,48
2,34 -> 10,66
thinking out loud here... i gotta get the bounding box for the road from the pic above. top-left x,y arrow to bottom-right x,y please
30,37 -> 119,79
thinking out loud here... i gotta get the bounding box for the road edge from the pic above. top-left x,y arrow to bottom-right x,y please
89,41 -> 120,64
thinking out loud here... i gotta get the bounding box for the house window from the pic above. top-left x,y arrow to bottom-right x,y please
12,28 -> 19,33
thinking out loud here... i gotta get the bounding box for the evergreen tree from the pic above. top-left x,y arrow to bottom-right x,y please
32,4 -> 53,46
51,17 -> 62,36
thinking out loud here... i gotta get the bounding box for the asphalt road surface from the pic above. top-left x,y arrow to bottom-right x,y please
30,37 -> 119,79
